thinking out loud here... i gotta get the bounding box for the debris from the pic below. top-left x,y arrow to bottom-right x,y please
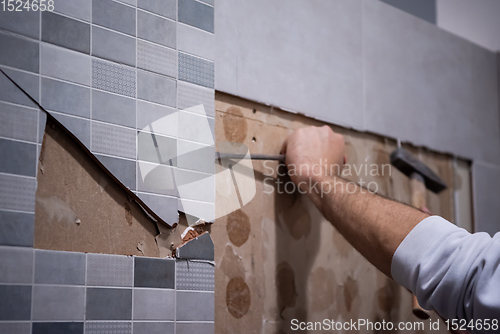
137,241 -> 146,256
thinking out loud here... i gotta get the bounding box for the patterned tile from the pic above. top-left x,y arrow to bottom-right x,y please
179,53 -> 214,89
137,40 -> 177,78
0,103 -> 38,142
0,173 -> 36,213
91,121 -> 136,159
92,58 -> 136,98
178,81 -> 215,117
86,253 -> 134,287
176,260 -> 214,291
85,322 -> 131,334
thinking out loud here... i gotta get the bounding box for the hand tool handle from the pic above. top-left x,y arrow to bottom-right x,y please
216,153 -> 285,161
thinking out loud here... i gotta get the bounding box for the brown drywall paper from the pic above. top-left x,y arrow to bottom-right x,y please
213,92 -> 464,334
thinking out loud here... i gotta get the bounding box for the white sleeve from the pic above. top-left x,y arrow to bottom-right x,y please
391,216 -> 500,332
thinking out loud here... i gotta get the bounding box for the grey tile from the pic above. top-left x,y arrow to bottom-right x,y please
134,257 -> 175,288
93,0 -> 136,36
381,0 -> 436,24
177,110 -> 214,144
137,10 -> 176,48
85,288 -> 132,320
117,0 -> 136,5
175,168 -> 214,203
54,0 -> 91,21
176,323 -> 214,334
178,198 -> 215,224
92,90 -> 136,128
177,140 -> 215,174
85,322 -> 131,334
0,138 -> 37,177
0,246 -> 33,283
0,322 -> 31,334
34,249 -> 86,285
0,9 -> 39,38
42,11 -> 90,53
33,322 -> 84,334
176,233 -> 214,260
32,285 -> 85,320
137,40 -> 177,78
137,161 -> 178,197
178,0 -> 214,33
133,322 -> 174,334
0,103 -> 38,142
42,77 -> 90,118
179,53 -> 214,89
39,110 -> 47,144
136,100 -> 177,137
176,260 -> 214,291
138,70 -> 176,107
0,173 -> 36,213
137,130 -> 176,165
0,67 -> 39,107
0,32 -> 39,73
96,154 -> 136,190
0,285 -> 32,320
178,81 -> 214,117
50,112 -> 90,148
92,58 -> 136,98
133,288 -> 175,320
137,192 -> 178,224
198,0 -> 213,5
176,291 -> 214,321
178,23 -> 215,61
0,210 -> 34,247
91,121 -> 136,159
86,253 -> 134,287
138,0 -> 175,19
92,26 -> 136,67
41,43 -> 91,86
472,163 -> 500,236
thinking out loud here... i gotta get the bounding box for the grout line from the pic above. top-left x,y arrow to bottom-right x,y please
0,135 -> 39,145
0,208 -> 36,215
0,171 -> 37,180
361,0 -> 366,132
137,7 -> 176,23
29,247 -> 35,331
0,100 -> 40,111
135,4 -> 139,198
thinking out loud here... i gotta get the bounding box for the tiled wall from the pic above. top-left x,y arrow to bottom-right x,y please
0,247 -> 215,334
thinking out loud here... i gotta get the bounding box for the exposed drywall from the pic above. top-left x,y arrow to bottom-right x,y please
212,92 -> 467,333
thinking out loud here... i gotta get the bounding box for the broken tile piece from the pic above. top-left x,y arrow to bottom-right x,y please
176,233 -> 214,261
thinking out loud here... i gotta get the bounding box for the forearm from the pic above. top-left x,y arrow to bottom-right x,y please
307,175 -> 428,277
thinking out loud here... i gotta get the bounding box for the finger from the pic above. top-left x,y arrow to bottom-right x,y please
280,136 -> 288,156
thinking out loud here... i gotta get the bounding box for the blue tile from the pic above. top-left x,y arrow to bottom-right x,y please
93,0 -> 136,36
179,53 -> 214,89
137,10 -> 176,48
0,138 -> 37,177
0,9 -> 40,38
0,67 -> 39,107
92,90 -> 136,128
0,210 -> 34,247
42,77 -> 90,118
86,288 -> 132,320
96,154 -> 136,190
42,11 -> 90,54
92,26 -> 136,67
0,285 -> 32,320
34,250 -> 86,285
178,0 -> 214,33
33,322 -> 84,334
134,257 -> 175,289
0,32 -> 39,73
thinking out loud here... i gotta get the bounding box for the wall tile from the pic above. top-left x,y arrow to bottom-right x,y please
137,10 -> 176,48
179,53 -> 214,88
0,32 -> 39,73
198,0 -> 214,6
381,0 -> 436,24
0,210 -> 34,247
54,0 -> 91,21
38,110 -> 47,144
136,100 -> 177,137
0,9 -> 40,38
176,260 -> 214,291
34,249 -> 86,285
93,0 -> 136,36
0,285 -> 32,320
176,169 -> 214,203
86,253 -> 134,287
133,288 -> 175,320
138,0 -> 176,20
178,81 -> 214,117
50,112 -> 90,148
176,233 -> 214,260
137,131 -> 176,165
177,110 -> 214,144
92,26 -> 136,67
96,154 -> 136,190
177,23 -> 215,61
118,0 -> 136,5
41,43 -> 91,86
472,162 -> 500,235
92,90 -> 136,128
0,68 -> 39,107
33,322 -> 84,334
137,40 -> 177,78
137,161 -> 178,197
42,77 -> 90,118
91,121 -> 136,159
92,58 -> 136,98
137,70 -> 176,107
0,173 -> 36,212
0,138 -> 37,177
0,102 -> 38,142
178,0 -> 214,33
134,257 -> 175,289
176,323 -> 214,334
42,12 -> 90,54
85,288 -> 132,320
133,322 -> 174,334
177,139 -> 215,174
0,246 -> 33,283
176,291 -> 214,321
0,322 -> 31,334
178,198 -> 215,224
32,285 -> 85,320
85,322 -> 131,334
